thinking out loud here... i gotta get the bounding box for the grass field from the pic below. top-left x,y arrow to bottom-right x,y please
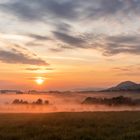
0,112 -> 140,140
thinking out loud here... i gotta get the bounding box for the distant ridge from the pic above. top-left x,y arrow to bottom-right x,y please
102,81 -> 140,92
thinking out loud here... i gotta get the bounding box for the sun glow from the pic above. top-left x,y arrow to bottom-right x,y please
35,77 -> 44,85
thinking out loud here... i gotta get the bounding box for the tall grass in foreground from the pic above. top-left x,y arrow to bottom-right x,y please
0,112 -> 139,140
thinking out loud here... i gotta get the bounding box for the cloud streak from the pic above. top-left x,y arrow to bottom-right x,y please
0,49 -> 48,65
53,31 -> 86,46
51,33 -> 140,56
95,35 -> 140,56
28,34 -> 49,41
0,43 -> 48,65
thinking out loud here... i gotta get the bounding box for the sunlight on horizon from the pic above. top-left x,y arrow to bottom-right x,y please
35,77 -> 45,85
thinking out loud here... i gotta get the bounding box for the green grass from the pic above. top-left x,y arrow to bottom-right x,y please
0,112 -> 140,140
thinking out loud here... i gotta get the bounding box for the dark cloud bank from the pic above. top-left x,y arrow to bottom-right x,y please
1,0 -> 140,21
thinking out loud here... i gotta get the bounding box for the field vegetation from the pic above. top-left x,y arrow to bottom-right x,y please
0,112 -> 140,140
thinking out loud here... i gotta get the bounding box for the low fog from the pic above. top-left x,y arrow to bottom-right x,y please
0,92 -> 140,113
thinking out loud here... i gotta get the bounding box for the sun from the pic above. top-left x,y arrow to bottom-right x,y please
35,77 -> 44,85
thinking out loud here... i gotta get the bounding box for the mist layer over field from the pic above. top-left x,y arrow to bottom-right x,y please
0,92 -> 140,113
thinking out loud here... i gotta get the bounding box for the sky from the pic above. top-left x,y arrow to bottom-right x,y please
0,0 -> 140,90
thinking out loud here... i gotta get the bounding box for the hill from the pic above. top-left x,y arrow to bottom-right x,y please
102,81 -> 140,92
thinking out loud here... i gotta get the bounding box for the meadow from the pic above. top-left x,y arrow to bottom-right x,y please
0,112 -> 140,140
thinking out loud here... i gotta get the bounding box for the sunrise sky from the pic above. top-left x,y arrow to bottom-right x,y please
0,0 -> 140,90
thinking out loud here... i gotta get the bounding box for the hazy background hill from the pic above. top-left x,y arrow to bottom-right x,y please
102,81 -> 140,92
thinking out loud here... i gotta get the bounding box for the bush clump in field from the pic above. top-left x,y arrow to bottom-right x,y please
12,99 -> 49,105
44,100 -> 49,105
82,96 -> 140,106
32,98 -> 43,105
12,99 -> 28,104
